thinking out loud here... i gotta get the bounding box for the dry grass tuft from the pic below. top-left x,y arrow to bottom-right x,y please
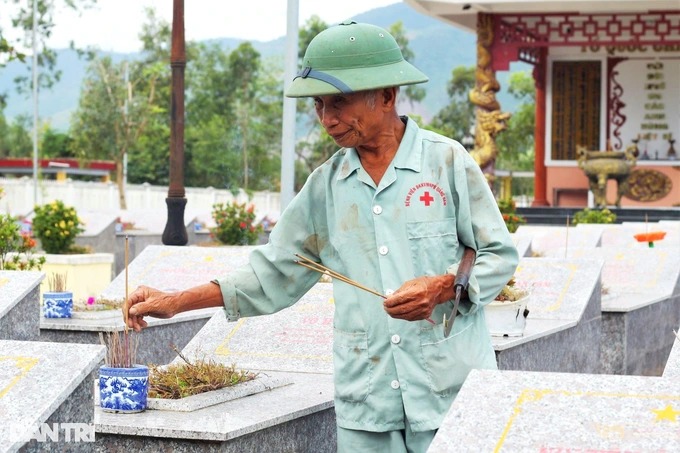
149,346 -> 257,399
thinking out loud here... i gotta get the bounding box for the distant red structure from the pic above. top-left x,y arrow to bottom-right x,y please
0,158 -> 115,180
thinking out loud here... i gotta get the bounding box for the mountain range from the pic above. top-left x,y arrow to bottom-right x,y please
0,2 -> 528,131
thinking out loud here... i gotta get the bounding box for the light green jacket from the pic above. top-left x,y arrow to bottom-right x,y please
217,118 -> 519,432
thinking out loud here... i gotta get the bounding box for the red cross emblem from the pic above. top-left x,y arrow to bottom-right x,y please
420,191 -> 434,206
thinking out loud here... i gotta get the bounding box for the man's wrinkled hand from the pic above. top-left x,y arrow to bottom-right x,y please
123,285 -> 178,332
383,276 -> 441,322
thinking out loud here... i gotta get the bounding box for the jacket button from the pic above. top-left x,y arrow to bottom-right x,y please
390,380 -> 400,389
378,246 -> 389,255
373,205 -> 383,215
391,334 -> 401,344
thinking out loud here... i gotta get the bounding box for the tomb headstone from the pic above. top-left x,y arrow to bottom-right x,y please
0,271 -> 42,340
94,282 -> 336,451
493,257 -> 603,373
0,340 -> 105,452
563,247 -> 680,375
428,369 -> 680,452
514,225 -> 602,257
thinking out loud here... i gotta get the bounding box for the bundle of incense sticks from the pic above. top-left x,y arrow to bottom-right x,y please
100,235 -> 137,367
294,253 -> 435,325
294,253 -> 386,299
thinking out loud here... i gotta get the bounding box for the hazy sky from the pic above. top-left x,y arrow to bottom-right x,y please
37,0 -> 401,53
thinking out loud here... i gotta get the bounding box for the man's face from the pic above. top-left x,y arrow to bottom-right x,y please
312,91 -> 381,148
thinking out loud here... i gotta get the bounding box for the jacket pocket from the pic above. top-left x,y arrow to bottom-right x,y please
333,329 -> 372,403
406,218 -> 458,276
419,314 -> 496,396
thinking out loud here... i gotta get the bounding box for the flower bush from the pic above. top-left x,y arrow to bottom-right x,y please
32,200 -> 85,254
572,208 -> 617,225
0,214 -> 46,270
497,198 -> 526,233
211,202 -> 263,246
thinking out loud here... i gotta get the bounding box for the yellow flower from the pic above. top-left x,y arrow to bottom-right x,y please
68,221 -> 74,227
45,230 -> 51,236
59,220 -> 66,229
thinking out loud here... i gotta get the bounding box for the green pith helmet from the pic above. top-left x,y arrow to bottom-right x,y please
285,21 -> 429,98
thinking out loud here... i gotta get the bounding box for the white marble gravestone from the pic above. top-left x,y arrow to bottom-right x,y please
514,225 -> 602,257
563,247 -> 680,311
0,340 -> 105,452
428,369 -> 680,452
101,244 -> 256,298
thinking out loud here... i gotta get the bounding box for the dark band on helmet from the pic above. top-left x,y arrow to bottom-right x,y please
295,67 -> 353,94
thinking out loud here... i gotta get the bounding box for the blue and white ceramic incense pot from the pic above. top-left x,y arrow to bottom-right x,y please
99,364 -> 149,413
43,291 -> 73,318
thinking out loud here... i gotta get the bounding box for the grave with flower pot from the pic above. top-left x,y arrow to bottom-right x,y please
491,256 -> 604,374
40,244 -> 257,365
29,201 -> 115,307
93,282 -> 336,451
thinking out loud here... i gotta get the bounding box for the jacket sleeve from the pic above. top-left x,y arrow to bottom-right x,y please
447,143 -> 519,314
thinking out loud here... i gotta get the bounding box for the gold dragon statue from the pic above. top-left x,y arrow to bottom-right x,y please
469,13 -> 512,175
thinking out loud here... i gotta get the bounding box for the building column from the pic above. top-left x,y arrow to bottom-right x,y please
532,47 -> 549,206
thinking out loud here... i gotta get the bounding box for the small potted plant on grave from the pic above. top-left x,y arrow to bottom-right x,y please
484,276 -> 531,337
98,330 -> 149,413
43,272 -> 73,318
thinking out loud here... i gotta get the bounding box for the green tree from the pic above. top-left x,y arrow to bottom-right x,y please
69,55 -> 163,208
40,125 -> 74,158
496,71 -> 535,172
185,42 -> 281,191
125,7 -> 174,186
427,65 -> 475,141
388,21 -> 425,106
0,114 -> 32,157
0,0 -> 97,91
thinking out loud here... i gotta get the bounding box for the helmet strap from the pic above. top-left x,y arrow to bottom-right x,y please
295,67 -> 352,94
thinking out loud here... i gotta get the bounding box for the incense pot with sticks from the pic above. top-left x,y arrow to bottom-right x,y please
98,236 -> 149,413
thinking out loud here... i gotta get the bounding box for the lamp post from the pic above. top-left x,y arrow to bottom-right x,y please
162,0 -> 188,245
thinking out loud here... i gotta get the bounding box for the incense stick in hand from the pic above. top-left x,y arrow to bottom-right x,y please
294,254 -> 435,325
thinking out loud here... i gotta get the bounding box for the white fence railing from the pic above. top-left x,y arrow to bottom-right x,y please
0,177 -> 282,224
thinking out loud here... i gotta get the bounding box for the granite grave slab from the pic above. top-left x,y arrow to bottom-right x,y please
0,271 -> 42,341
492,257 -> 603,374
509,233 -> 532,257
514,225 -> 602,257
0,340 -> 105,452
664,329 -> 680,379
94,282 -> 336,452
563,247 -> 680,375
428,369 -> 680,452
41,245 -> 257,365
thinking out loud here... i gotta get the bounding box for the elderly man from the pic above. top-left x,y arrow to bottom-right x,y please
126,21 -> 518,452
